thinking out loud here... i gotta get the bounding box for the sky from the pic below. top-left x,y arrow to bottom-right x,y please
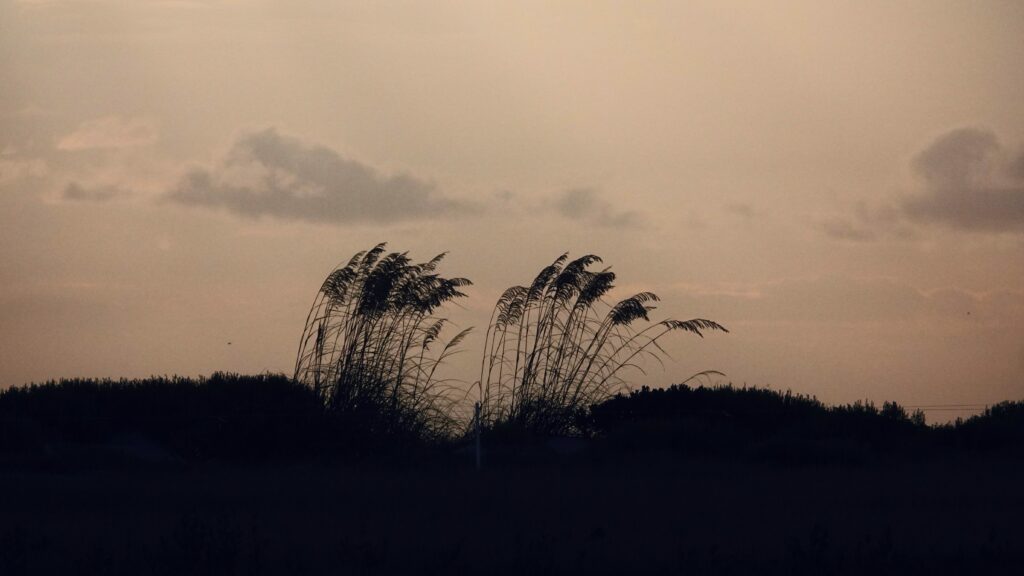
2,0 -> 1023,421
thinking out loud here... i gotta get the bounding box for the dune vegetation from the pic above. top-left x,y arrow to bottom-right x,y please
291,244 -> 728,440
293,244 -> 472,441
4,244 -> 1023,459
477,253 -> 726,437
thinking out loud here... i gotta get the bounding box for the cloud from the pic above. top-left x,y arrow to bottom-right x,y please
56,116 -> 159,151
62,182 -> 126,202
724,203 -> 755,219
902,127 -> 1024,232
818,203 -> 914,243
819,218 -> 876,242
554,188 -> 641,228
164,128 -> 470,224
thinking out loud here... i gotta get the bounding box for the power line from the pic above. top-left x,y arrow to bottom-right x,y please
909,405 -> 987,409
905,404 -> 989,408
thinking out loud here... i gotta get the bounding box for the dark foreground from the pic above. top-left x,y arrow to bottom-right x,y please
2,453 -> 1023,575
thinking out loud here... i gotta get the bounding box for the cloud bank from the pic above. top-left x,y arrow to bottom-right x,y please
62,182 -> 126,202
821,127 -> 1024,241
903,127 -> 1024,232
165,129 -> 470,225
554,188 -> 640,228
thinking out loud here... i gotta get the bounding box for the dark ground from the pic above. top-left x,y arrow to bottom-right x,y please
2,452 -> 1023,575
3,375 -> 1024,575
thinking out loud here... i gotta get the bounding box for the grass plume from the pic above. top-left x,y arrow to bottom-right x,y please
293,244 -> 472,441
477,253 -> 727,436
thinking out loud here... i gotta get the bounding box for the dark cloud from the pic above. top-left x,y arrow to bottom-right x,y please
554,188 -> 641,228
724,203 -> 755,218
1011,152 -> 1024,181
164,128 -> 471,224
819,218 -> 876,242
821,128 -> 1024,241
62,182 -> 125,202
903,127 -> 1024,232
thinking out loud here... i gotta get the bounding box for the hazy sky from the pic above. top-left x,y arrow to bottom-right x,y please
2,0 -> 1023,420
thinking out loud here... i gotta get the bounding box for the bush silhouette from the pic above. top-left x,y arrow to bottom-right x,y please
951,400 -> 1024,455
585,383 -> 933,462
0,373 -> 324,461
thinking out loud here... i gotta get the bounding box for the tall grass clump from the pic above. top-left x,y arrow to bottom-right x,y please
293,244 -> 472,441
477,253 -> 727,436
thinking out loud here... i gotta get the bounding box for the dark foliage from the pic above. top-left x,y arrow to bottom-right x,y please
938,400 -> 1024,456
584,383 -> 1016,464
3,376 -> 1024,465
0,373 -> 437,465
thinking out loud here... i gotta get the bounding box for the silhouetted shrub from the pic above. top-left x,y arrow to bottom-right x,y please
952,400 -> 1024,455
0,373 -> 330,462
585,383 -> 931,462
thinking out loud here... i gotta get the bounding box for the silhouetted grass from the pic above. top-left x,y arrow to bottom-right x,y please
293,244 -> 472,441
477,253 -> 726,436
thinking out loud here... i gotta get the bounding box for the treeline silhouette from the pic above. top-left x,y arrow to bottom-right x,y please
2,374 -> 1022,466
